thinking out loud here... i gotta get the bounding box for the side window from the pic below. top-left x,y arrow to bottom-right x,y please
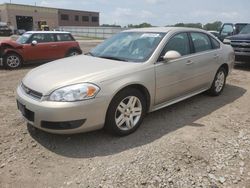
31,34 -> 55,43
210,37 -> 220,49
190,33 -> 212,53
162,33 -> 190,56
221,25 -> 234,36
56,34 -> 73,42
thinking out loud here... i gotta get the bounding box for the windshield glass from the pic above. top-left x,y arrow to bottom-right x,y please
240,24 -> 250,34
90,32 -> 166,62
16,33 -> 32,44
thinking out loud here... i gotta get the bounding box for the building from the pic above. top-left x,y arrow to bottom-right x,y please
0,3 -> 99,31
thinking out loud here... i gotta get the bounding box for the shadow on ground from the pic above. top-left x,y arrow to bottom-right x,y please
29,84 -> 246,158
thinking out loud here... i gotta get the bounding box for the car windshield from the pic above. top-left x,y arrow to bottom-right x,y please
239,24 -> 250,34
90,32 -> 166,62
16,33 -> 32,44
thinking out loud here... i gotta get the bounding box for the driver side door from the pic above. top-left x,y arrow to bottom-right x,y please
22,33 -> 57,62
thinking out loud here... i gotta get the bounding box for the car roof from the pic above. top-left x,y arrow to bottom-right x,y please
25,31 -> 71,34
123,27 -> 207,33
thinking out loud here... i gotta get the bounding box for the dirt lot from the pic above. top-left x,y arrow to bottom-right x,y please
0,40 -> 250,187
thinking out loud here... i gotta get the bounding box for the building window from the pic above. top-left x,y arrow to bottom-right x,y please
75,15 -> 79,21
92,16 -> 99,22
82,16 -> 89,22
61,14 -> 69,21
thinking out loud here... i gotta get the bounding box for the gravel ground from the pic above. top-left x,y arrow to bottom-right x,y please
0,40 -> 250,187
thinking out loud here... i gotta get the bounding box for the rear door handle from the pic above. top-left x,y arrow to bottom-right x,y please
186,60 -> 194,65
51,45 -> 58,47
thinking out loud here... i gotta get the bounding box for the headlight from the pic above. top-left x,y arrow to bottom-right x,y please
49,83 -> 100,102
223,38 -> 231,44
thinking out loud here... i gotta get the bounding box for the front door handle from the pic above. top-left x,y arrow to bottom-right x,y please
186,60 -> 194,65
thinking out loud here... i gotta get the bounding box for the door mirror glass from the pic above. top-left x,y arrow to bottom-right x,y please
163,51 -> 181,61
31,40 -> 38,46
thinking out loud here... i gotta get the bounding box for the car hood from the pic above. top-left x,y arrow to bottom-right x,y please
0,39 -> 22,48
22,55 -> 142,95
227,34 -> 250,40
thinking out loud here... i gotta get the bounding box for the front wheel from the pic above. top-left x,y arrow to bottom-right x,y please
105,88 -> 146,136
4,53 -> 22,69
207,67 -> 227,96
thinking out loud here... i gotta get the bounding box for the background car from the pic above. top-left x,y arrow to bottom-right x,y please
208,30 -> 219,38
17,27 -> 234,136
223,24 -> 250,60
0,31 -> 82,69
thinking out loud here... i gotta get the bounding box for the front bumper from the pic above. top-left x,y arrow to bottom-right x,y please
16,85 -> 110,134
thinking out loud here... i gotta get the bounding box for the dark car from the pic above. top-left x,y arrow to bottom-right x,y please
0,25 -> 12,36
223,24 -> 250,60
218,23 -> 248,42
0,31 -> 82,69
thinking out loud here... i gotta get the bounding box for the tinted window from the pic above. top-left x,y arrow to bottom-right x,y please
56,34 -> 73,42
162,33 -> 190,56
191,33 -> 212,53
30,34 -> 55,43
210,37 -> 220,49
61,14 -> 69,21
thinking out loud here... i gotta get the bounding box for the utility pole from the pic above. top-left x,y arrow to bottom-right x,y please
9,0 -> 11,4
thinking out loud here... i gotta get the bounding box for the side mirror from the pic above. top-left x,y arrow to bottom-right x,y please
163,51 -> 181,62
31,40 -> 38,46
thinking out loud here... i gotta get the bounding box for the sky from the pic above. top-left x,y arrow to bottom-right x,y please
1,0 -> 250,26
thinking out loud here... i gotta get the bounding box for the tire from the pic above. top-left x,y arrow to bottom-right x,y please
105,88 -> 146,136
207,67 -> 227,96
4,53 -> 22,69
67,49 -> 81,57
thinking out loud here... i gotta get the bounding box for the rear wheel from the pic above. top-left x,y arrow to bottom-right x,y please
4,53 -> 22,69
67,49 -> 81,57
105,88 -> 146,136
207,67 -> 227,96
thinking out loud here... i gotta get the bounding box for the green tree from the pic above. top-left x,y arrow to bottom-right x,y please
127,22 -> 153,28
173,23 -> 202,29
203,21 -> 222,31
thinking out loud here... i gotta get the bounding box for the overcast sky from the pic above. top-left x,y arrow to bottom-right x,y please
1,0 -> 249,26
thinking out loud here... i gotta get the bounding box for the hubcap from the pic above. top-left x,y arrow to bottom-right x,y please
115,96 -> 142,131
215,71 -> 225,93
70,52 -> 79,56
6,55 -> 20,68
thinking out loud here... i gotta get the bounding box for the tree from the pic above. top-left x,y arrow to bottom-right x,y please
173,23 -> 203,29
127,22 -> 153,28
203,21 -> 222,31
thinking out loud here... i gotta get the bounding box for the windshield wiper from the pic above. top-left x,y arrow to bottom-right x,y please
98,56 -> 128,62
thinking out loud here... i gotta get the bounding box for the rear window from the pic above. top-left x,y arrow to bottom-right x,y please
190,33 -> 212,53
56,34 -> 74,42
210,37 -> 220,49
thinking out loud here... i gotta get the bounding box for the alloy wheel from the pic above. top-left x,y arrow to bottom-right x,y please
115,96 -> 142,131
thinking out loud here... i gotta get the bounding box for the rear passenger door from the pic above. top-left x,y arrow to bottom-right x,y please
189,32 -> 221,90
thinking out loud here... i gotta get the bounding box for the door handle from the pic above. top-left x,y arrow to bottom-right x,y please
213,54 -> 219,59
51,45 -> 58,47
186,60 -> 194,65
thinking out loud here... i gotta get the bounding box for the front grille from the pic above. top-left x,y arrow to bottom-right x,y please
21,84 -> 43,100
231,40 -> 250,49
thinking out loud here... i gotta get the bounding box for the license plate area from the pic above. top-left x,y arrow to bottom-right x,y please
17,100 -> 35,122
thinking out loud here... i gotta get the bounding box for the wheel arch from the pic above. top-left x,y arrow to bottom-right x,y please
109,83 -> 151,113
219,63 -> 229,77
66,47 -> 82,56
